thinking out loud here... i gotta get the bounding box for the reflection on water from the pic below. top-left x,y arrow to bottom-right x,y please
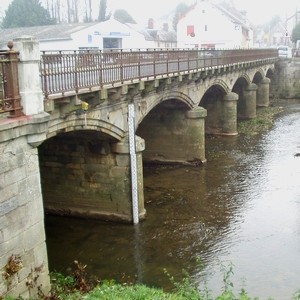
45,102 -> 300,300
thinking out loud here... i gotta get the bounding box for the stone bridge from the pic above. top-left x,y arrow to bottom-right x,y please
0,37 -> 277,298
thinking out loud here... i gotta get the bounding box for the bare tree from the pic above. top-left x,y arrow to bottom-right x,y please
84,0 -> 92,22
98,0 -> 107,21
66,0 -> 80,23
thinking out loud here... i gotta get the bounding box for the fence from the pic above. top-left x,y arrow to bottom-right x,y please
40,48 -> 278,99
0,46 -> 278,117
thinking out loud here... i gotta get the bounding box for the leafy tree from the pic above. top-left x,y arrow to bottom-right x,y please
291,22 -> 300,44
113,9 -> 136,24
173,2 -> 190,31
2,0 -> 55,28
98,0 -> 107,22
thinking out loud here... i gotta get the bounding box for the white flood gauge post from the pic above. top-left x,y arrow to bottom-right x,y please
128,103 -> 139,224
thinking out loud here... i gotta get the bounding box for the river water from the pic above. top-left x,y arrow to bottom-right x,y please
45,100 -> 300,300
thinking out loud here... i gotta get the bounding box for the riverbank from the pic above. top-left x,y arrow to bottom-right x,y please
5,102 -> 298,300
20,265 -> 275,300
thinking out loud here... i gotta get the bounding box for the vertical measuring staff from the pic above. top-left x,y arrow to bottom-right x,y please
128,104 -> 139,225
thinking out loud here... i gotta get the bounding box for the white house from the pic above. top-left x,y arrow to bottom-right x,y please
177,0 -> 253,49
0,19 -> 156,51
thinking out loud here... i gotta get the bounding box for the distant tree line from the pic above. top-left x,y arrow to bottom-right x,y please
0,0 -> 139,28
1,0 -> 193,30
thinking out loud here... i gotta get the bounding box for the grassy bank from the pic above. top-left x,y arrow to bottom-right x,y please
21,264 -> 264,300
237,105 -> 284,135
4,261 -> 300,300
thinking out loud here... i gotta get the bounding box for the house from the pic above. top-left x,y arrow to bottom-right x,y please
254,19 -> 294,48
144,19 -> 177,48
0,18 -> 156,51
176,0 -> 253,49
127,19 -> 177,49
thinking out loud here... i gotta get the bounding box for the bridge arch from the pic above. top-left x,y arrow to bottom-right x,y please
136,91 -> 206,164
38,115 -> 141,222
200,83 -> 228,134
47,115 -> 126,141
252,69 -> 265,83
137,90 -> 194,125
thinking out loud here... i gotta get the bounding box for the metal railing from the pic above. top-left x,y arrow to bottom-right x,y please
40,48 -> 278,99
0,42 -> 23,117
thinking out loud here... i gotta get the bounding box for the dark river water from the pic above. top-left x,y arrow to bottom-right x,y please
45,101 -> 300,300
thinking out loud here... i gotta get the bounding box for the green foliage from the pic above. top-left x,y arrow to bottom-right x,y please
293,290 -> 300,300
50,271 -> 77,293
164,268 -> 202,300
291,23 -> 300,44
113,9 -> 136,24
1,0 -> 55,28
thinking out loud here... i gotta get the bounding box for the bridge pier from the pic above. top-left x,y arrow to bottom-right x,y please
222,92 -> 238,135
185,107 -> 207,164
238,83 -> 257,119
137,104 -> 207,165
257,77 -> 270,107
111,136 -> 146,222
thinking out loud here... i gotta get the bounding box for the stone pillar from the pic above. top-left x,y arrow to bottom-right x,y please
257,77 -> 270,107
185,106 -> 207,164
222,92 -> 238,135
112,135 -> 146,222
238,83 -> 257,119
13,36 -> 44,115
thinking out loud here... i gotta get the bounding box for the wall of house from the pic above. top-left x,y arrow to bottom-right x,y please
177,2 -> 249,49
39,20 -> 155,51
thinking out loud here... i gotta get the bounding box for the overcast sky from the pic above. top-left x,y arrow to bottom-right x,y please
1,0 -> 299,25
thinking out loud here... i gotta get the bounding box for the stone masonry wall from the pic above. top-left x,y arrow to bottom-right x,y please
270,59 -> 300,99
39,132 -> 135,222
0,135 -> 50,298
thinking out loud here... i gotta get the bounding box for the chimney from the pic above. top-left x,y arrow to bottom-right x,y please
163,23 -> 169,31
148,18 -> 154,29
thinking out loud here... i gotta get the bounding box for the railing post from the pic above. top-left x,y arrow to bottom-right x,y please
1,41 -> 23,117
13,36 -> 44,115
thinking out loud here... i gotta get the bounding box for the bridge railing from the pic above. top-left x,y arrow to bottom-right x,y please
0,42 -> 23,117
40,48 -> 278,99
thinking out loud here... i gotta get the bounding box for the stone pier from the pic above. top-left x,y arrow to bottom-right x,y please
222,92 -> 238,135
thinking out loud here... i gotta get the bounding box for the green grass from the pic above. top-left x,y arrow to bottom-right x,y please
237,106 -> 284,135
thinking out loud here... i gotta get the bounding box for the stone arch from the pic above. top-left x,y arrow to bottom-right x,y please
47,116 -> 126,141
199,81 -> 228,108
208,79 -> 231,95
137,91 -> 193,125
199,82 -> 228,134
234,73 -> 251,86
252,68 -> 265,83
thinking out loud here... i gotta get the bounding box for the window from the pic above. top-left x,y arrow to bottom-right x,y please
187,25 -> 194,36
103,38 -> 122,49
